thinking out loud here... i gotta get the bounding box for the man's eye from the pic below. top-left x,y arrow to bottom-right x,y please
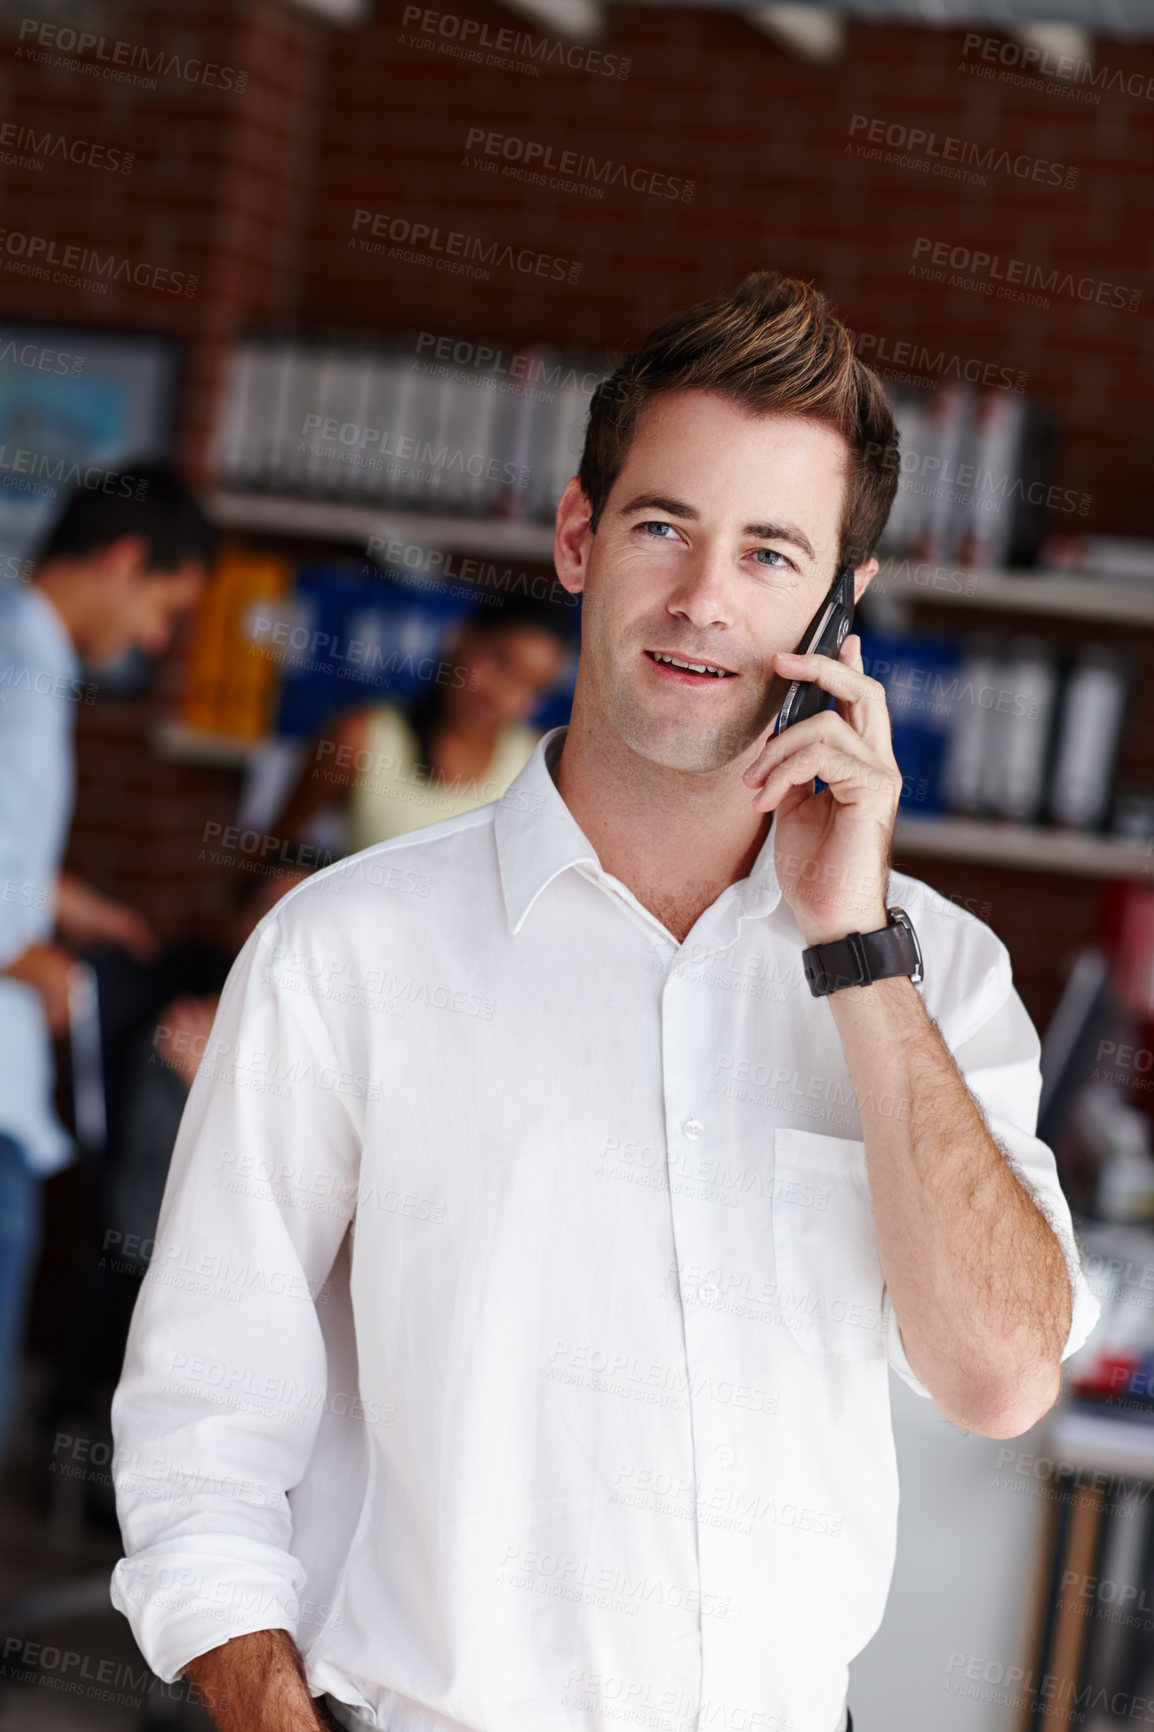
753,548 -> 793,569
638,520 -> 679,540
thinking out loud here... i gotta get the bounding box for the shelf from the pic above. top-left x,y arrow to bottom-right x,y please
151,720 -> 267,766
1047,1405 -> 1154,1479
209,491 -> 556,562
871,559 -> 1154,626
894,813 -> 1153,880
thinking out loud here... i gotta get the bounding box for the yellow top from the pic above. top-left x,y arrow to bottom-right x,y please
345,702 -> 541,851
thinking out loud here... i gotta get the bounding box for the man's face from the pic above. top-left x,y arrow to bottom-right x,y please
84,537 -> 207,665
555,390 -> 872,775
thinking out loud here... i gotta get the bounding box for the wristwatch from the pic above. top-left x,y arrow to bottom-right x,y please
802,906 -> 923,997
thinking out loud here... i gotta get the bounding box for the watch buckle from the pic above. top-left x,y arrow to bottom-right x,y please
846,929 -> 872,987
888,906 -> 924,986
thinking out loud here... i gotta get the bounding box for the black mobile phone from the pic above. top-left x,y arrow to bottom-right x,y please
772,557 -> 856,736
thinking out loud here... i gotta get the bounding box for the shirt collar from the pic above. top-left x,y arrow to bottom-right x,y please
24,583 -> 81,683
493,724 -> 783,939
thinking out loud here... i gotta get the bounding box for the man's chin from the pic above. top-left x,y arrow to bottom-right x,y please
620,719 -> 767,778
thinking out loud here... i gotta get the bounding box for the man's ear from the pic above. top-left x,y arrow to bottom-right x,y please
852,556 -> 879,607
94,534 -> 150,583
553,477 -> 594,599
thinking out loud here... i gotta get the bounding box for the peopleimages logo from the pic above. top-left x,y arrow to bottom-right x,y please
0,123 -> 134,176
847,326 -> 1026,393
847,113 -> 1076,189
910,237 -> 1141,313
350,209 -> 580,285
0,337 -> 85,378
0,450 -> 149,501
16,17 -> 247,92
0,228 -> 196,297
463,127 -> 693,203
863,435 -> 1091,519
399,5 -> 630,80
961,31 -> 1154,104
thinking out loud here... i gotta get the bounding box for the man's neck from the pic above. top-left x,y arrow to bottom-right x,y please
550,704 -> 772,944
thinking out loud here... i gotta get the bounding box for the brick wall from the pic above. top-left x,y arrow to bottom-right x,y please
1,0 -> 1151,1024
302,4 -> 1154,533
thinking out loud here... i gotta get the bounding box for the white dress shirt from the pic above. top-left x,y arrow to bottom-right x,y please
110,723 -> 1100,1732
0,580 -> 81,1175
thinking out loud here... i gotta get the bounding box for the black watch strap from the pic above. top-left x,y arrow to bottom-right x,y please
802,907 -> 923,997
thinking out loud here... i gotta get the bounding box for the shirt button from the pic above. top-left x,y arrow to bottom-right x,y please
698,1281 -> 719,1304
683,1118 -> 705,1140
714,1446 -> 734,1468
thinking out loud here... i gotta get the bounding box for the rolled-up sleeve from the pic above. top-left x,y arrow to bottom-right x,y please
109,909 -> 362,1681
881,912 -> 1101,1399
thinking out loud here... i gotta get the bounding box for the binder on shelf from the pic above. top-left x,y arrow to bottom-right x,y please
338,344 -> 390,502
501,342 -> 557,522
953,388 -> 1026,571
939,632 -> 999,815
213,341 -> 258,489
542,359 -> 596,523
1047,647 -> 1130,830
916,379 -> 973,566
181,547 -> 292,739
305,344 -> 376,498
857,627 -> 962,817
985,636 -> 1060,822
1005,402 -> 1057,569
273,343 -> 327,495
457,352 -> 509,517
218,337 -> 294,490
385,347 -> 444,510
876,382 -> 1063,571
877,387 -> 928,560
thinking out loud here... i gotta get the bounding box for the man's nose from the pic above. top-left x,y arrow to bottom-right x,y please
665,548 -> 733,627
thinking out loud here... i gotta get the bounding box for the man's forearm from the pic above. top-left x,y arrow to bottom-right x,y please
54,870 -> 83,928
826,973 -> 1070,1436
185,1628 -> 341,1732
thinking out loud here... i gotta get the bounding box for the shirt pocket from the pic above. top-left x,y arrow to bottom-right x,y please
771,1126 -> 887,1360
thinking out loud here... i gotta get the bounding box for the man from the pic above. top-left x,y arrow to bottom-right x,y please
109,273 -> 1099,1732
0,465 -> 212,1465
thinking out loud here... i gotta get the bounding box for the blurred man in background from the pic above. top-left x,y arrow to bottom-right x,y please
0,464 -> 214,1467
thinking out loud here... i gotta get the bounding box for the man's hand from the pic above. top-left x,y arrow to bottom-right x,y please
185,1629 -> 343,1732
55,871 -> 158,960
742,633 -> 901,946
1,940 -> 78,1034
153,993 -> 220,1090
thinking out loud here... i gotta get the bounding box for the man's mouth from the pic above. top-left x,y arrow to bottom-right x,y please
644,649 -> 737,681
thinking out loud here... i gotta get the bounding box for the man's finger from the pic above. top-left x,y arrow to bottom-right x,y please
746,708 -> 874,789
772,646 -> 890,752
751,735 -> 900,814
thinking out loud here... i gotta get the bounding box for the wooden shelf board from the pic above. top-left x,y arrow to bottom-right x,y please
895,813 -> 1152,880
208,491 -> 556,562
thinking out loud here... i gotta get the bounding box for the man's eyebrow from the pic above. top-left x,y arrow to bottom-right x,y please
618,493 -> 699,521
617,494 -> 816,562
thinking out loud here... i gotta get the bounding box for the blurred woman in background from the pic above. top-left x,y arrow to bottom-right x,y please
276,591 -> 575,851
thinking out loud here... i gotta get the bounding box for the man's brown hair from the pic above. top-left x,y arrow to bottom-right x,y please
578,269 -> 900,569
